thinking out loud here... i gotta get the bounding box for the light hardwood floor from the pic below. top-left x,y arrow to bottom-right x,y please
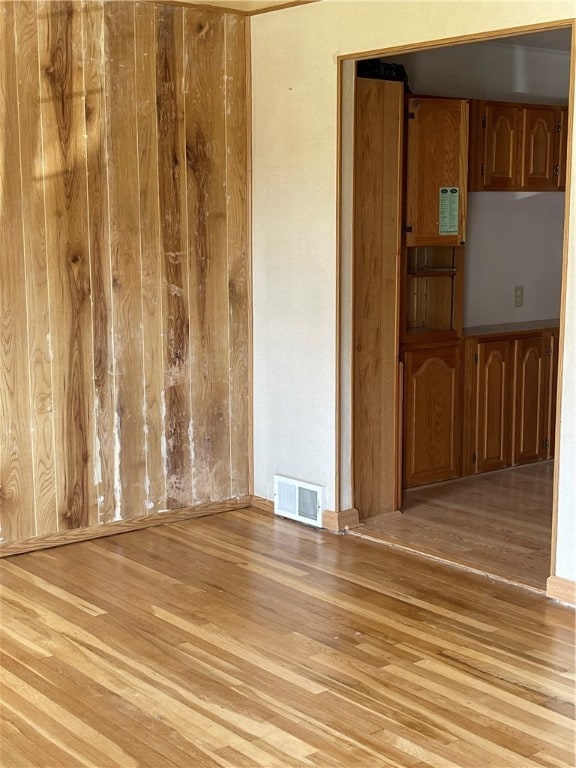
351,463 -> 553,591
1,507 -> 574,767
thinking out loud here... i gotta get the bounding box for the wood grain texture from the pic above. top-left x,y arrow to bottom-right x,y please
14,0 -> 58,536
81,0 -> 115,524
105,1 -> 148,520
354,462 -> 555,592
185,8 -> 231,502
225,13 -> 251,499
135,1 -> 166,514
477,339 -> 511,473
0,497 -> 251,557
405,98 -> 469,247
157,3 -> 193,509
0,507 -> 574,766
512,336 -> 547,466
353,78 -> 403,519
403,344 -> 461,488
39,0 -> 95,530
0,1 -> 250,548
0,1 -> 36,543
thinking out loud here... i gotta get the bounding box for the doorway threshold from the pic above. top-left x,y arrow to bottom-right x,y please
348,463 -> 553,593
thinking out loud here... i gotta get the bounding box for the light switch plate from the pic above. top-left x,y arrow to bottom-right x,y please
514,285 -> 524,308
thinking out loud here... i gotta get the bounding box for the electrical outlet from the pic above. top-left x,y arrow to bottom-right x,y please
514,285 -> 524,308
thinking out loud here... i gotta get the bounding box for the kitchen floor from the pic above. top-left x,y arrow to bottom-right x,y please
349,462 -> 553,591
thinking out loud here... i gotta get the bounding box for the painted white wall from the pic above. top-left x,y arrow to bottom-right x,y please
251,0 -> 575,582
464,192 -> 565,327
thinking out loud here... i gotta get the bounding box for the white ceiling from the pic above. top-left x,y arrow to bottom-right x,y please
484,28 -> 572,52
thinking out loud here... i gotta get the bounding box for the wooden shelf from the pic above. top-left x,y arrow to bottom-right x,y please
408,268 -> 457,277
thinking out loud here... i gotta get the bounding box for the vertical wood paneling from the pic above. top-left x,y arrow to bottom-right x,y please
14,0 -> 57,535
185,9 -> 231,502
156,5 -> 193,508
104,1 -> 147,520
135,3 -> 166,513
0,1 -> 249,548
39,0 -> 96,530
0,1 -> 36,543
225,14 -> 251,498
80,0 -> 115,523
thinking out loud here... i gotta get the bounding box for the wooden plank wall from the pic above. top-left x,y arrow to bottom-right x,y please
0,0 -> 250,548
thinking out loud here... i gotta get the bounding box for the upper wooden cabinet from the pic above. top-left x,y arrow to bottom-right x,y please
469,100 -> 567,191
557,108 -> 568,190
520,107 -> 559,190
405,97 -> 469,246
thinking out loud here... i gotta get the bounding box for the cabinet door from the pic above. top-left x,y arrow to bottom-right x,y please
405,98 -> 469,247
403,345 -> 461,488
556,107 -> 568,190
545,332 -> 559,459
476,340 -> 510,473
512,336 -> 547,465
520,107 -> 557,190
483,103 -> 521,189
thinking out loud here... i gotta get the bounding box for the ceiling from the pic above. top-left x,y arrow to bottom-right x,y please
491,28 -> 572,52
185,0 -> 317,13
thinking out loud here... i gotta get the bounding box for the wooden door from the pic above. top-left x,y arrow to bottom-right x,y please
483,103 -> 521,189
556,107 -> 568,190
545,331 -> 559,460
403,344 -> 461,488
520,107 -> 557,190
512,336 -> 547,465
353,78 -> 403,517
405,97 -> 469,247
476,340 -> 510,473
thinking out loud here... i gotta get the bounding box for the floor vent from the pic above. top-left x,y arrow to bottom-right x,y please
273,475 -> 325,528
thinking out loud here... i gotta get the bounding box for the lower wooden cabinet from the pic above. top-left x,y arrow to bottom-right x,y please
477,339 -> 511,472
403,344 -> 461,488
512,335 -> 547,465
462,327 -> 558,477
546,332 -> 559,460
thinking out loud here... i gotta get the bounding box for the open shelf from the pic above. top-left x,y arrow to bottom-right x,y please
404,246 -> 463,340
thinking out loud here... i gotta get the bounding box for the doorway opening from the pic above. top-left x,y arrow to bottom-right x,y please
338,23 -> 573,591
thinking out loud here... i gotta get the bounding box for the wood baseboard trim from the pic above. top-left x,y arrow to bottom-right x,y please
546,575 -> 576,606
251,495 -> 274,513
249,498 -> 360,533
322,508 -> 360,532
0,497 -> 253,558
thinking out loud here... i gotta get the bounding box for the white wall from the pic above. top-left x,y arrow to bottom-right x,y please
251,0 -> 576,582
464,192 -> 565,326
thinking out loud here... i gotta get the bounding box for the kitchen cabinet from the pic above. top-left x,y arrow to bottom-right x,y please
556,108 -> 568,190
546,330 -> 560,459
512,334 -> 548,465
405,97 -> 469,246
403,343 -> 461,488
402,97 -> 468,488
462,323 -> 559,476
469,338 -> 511,474
469,100 -> 567,191
520,106 -> 559,191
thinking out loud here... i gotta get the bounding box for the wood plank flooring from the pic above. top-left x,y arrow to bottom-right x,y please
1,507 -> 574,767
351,463 -> 553,591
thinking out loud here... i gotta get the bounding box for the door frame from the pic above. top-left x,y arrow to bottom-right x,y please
335,21 -> 574,586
